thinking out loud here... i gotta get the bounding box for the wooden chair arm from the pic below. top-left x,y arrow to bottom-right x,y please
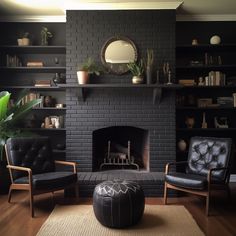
7,165 -> 33,185
7,165 -> 32,174
54,160 -> 77,173
165,161 -> 188,174
207,167 -> 229,183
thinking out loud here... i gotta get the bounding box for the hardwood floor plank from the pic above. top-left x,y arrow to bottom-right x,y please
0,184 -> 235,236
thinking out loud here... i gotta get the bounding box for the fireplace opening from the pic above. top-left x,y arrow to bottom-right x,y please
92,126 -> 149,171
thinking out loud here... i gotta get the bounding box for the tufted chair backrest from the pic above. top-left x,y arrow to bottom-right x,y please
187,137 -> 232,182
6,137 -> 55,180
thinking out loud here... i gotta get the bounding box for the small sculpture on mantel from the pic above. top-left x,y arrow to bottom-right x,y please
163,62 -> 172,84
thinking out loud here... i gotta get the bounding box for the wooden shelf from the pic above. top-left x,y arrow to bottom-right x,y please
178,85 -> 236,89
176,64 -> 236,70
176,106 -> 235,110
176,44 -> 236,52
177,128 -> 236,132
22,128 -> 66,132
57,83 -> 183,104
0,45 -> 66,54
0,85 -> 65,91
0,66 -> 66,73
32,107 -> 66,111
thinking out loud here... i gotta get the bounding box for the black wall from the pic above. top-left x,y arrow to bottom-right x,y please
176,21 -> 236,45
66,10 -> 176,172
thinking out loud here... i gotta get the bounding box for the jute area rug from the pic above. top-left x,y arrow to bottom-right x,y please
37,204 -> 204,236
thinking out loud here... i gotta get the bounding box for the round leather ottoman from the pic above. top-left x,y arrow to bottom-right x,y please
93,180 -> 145,228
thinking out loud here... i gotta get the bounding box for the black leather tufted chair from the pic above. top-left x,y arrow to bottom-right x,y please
5,137 -> 78,217
164,136 -> 233,215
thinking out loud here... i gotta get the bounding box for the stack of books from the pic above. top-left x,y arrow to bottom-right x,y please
6,54 -> 22,67
207,71 -> 226,86
35,79 -> 51,87
26,61 -> 43,67
21,92 -> 41,107
217,97 -> 233,107
178,79 -> 196,86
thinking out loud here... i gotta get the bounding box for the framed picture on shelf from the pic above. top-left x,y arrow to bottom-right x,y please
49,116 -> 60,128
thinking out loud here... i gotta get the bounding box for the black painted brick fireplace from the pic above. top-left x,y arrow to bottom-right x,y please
66,10 -> 176,196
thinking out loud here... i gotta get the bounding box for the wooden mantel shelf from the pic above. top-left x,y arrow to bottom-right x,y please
57,83 -> 182,104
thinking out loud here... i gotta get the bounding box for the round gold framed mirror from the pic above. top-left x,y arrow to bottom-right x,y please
101,36 -> 138,75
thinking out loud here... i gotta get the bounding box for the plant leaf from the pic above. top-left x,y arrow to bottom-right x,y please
15,89 -> 30,106
10,98 -> 41,124
0,91 -> 11,121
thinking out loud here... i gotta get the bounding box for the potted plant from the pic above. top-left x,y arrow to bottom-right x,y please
77,58 -> 101,84
21,32 -> 30,46
41,27 -> 53,46
127,60 -> 144,84
17,32 -> 30,46
0,90 -> 41,193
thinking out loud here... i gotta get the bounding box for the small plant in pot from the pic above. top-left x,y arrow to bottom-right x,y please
77,58 -> 101,84
41,27 -> 53,46
17,32 -> 30,46
127,60 -> 144,84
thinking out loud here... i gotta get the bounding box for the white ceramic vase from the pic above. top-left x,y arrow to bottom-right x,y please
132,76 -> 143,84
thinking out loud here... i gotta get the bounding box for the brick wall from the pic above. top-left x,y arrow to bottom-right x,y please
66,10 -> 176,172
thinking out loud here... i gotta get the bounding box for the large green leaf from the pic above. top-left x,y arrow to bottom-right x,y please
0,91 -> 11,121
10,98 -> 41,124
15,88 -> 30,106
7,89 -> 30,115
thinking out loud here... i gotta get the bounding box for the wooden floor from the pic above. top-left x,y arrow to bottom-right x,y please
0,184 -> 236,236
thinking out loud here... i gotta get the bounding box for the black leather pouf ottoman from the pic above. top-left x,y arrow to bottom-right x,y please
93,179 -> 145,228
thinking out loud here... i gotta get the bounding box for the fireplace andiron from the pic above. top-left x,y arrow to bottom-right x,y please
100,141 -> 139,170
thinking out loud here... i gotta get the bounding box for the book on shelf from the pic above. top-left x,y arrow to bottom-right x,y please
6,54 -> 22,67
26,61 -> 44,67
178,79 -> 196,86
21,92 -> 41,107
207,71 -> 225,86
34,79 -> 51,87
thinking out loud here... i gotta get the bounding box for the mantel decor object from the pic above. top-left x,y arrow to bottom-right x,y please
77,58 -> 101,84
146,49 -> 154,84
127,60 -> 144,84
101,36 -> 138,75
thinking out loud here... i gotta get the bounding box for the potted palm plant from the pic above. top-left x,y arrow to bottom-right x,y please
0,90 -> 41,193
77,57 -> 102,84
127,60 -> 144,84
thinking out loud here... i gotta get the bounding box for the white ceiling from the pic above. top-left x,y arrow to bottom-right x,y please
0,0 -> 236,22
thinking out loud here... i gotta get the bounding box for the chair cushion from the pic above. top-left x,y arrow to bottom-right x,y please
165,172 -> 208,190
6,137 -> 55,180
187,137 -> 232,181
14,172 -> 77,190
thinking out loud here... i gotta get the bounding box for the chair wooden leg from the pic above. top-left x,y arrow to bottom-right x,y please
29,190 -> 34,217
8,186 -> 13,203
163,182 -> 168,205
